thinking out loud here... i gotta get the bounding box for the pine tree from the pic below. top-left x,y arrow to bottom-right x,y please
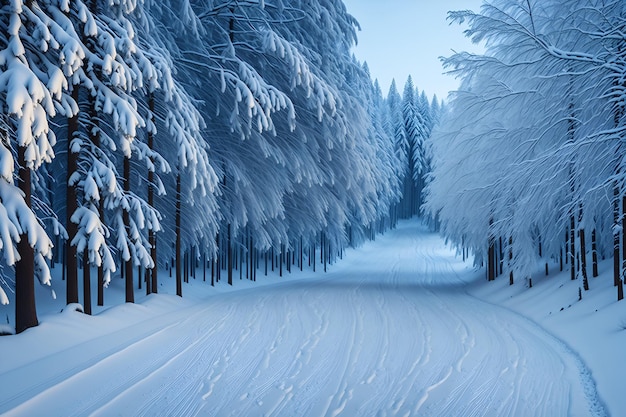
0,0 -> 70,331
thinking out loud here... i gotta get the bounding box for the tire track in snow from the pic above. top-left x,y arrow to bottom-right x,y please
2,304 -> 228,417
1,220 -> 607,417
411,227 -> 605,417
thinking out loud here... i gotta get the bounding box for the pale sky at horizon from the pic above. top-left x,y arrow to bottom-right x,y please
342,0 -> 484,100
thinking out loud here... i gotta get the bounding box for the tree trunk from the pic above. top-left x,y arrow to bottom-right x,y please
147,109 -> 155,296
215,233 -> 220,284
591,229 -> 598,278
15,145 -> 38,333
83,249 -> 91,315
239,244 -> 243,280
182,251 -> 186,283
227,223 -> 233,285
613,185 -> 620,288
123,156 -> 134,303
565,227 -> 569,273
539,235 -> 548,275
508,236 -> 513,286
97,200 -> 105,306
487,217 -> 495,281
622,196 -> 626,283
570,215 -> 576,280
175,173 -> 182,297
249,235 -> 254,281
580,229 -> 589,291
488,240 -> 495,281
323,235 -> 328,273
211,251 -> 215,287
147,114 -> 155,291
85,67 -> 104,306
499,236 -> 504,276
191,253 -> 195,277
66,86 -> 79,305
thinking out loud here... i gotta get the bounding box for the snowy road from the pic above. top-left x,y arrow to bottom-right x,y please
0,221 -> 605,416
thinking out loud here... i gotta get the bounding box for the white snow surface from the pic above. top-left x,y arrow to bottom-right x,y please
0,220 -> 617,416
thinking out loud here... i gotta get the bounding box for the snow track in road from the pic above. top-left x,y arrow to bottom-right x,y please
0,220 -> 607,416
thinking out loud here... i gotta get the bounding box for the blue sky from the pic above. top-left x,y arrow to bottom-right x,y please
342,0 -> 484,100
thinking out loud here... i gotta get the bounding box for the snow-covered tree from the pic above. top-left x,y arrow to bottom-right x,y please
400,76 -> 422,217
0,0 -> 76,332
1,0 -> 433,325
426,0 -> 626,299
170,0 -> 381,282
41,0 -> 167,308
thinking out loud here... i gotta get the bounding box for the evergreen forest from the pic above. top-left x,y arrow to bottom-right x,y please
1,0 -> 438,333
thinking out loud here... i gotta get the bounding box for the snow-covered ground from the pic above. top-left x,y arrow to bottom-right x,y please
0,219 -> 618,416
